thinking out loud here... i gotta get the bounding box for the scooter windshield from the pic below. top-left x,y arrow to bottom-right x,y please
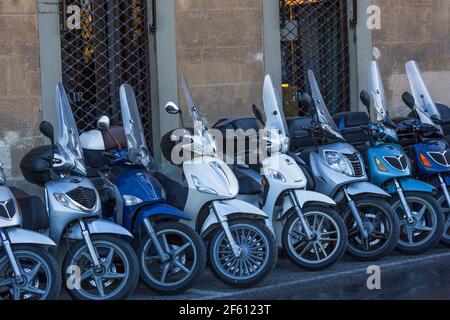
180,76 -> 217,157
0,161 -> 5,186
307,70 -> 344,140
368,61 -> 389,122
55,83 -> 87,176
406,60 -> 441,128
119,84 -> 152,169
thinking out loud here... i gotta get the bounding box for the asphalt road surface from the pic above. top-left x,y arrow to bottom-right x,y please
60,246 -> 450,300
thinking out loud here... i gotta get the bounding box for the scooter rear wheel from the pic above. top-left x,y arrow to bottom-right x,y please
342,198 -> 400,261
138,221 -> 206,295
208,219 -> 277,288
391,192 -> 445,254
436,190 -> 450,247
282,206 -> 348,270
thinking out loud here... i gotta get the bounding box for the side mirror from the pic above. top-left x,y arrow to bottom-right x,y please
165,101 -> 180,115
252,104 -> 265,126
97,115 -> 110,131
402,92 -> 416,110
360,90 -> 371,114
299,93 -> 312,114
39,121 -> 55,146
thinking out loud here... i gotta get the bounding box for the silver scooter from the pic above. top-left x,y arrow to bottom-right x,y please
18,84 -> 139,300
292,70 -> 400,261
0,161 -> 61,300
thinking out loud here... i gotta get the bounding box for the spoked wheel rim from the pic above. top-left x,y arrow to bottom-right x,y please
437,194 -> 450,241
69,240 -> 129,300
287,212 -> 341,264
0,250 -> 53,300
345,205 -> 392,253
393,196 -> 438,247
212,224 -> 269,281
140,229 -> 197,287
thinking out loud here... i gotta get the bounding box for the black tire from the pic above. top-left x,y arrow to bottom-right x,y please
391,192 -> 445,254
342,198 -> 400,261
208,219 -> 277,288
0,245 -> 61,300
435,189 -> 450,247
282,206 -> 348,270
138,221 -> 206,295
63,235 -> 139,300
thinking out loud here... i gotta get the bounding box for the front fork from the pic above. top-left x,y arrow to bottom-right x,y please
393,179 -> 415,224
438,174 -> 450,207
79,219 -> 102,273
142,218 -> 170,262
288,191 -> 315,240
212,201 -> 243,258
343,188 -> 369,239
0,230 -> 23,283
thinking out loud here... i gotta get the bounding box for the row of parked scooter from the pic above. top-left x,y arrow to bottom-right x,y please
0,59 -> 448,300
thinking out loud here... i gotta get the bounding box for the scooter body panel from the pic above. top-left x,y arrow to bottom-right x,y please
384,178 -> 436,194
411,139 -> 450,177
0,186 -> 21,228
65,218 -> 134,240
3,227 -> 57,246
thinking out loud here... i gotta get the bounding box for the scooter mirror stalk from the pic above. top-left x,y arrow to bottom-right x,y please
97,115 -> 110,131
402,92 -> 416,110
39,121 -> 55,147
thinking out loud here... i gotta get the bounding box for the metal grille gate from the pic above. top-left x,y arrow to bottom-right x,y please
280,0 -> 351,117
59,0 -> 153,147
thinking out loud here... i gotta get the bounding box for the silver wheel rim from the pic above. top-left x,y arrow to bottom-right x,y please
437,194 -> 450,241
140,228 -> 197,287
69,240 -> 129,300
287,211 -> 341,264
212,224 -> 269,281
345,205 -> 392,253
0,250 -> 52,300
393,196 -> 438,247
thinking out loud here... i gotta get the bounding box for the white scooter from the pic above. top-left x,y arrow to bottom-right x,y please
160,76 -> 277,288
215,75 -> 348,270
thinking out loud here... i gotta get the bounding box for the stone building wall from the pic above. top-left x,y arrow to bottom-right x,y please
0,0 -> 42,181
372,0 -> 450,117
174,0 -> 265,124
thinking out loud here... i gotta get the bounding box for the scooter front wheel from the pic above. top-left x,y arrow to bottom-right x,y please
282,206 -> 348,270
63,235 -> 139,300
436,190 -> 450,246
342,198 -> 400,261
208,219 -> 277,288
392,192 -> 444,254
138,221 -> 206,295
0,245 -> 61,300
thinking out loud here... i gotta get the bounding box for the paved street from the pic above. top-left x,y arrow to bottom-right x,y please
59,246 -> 449,300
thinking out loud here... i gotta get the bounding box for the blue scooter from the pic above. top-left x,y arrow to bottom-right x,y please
334,61 -> 444,254
395,60 -> 449,246
80,84 -> 206,295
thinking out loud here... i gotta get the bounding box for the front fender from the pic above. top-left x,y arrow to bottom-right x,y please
134,204 -> 191,232
200,199 -> 268,236
66,220 -> 134,240
384,178 -> 436,194
4,227 -> 56,246
346,182 -> 391,197
281,190 -> 336,219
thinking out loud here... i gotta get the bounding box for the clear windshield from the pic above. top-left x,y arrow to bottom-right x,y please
307,70 -> 344,140
368,61 -> 388,122
55,83 -> 87,176
406,60 -> 441,127
180,76 -> 216,157
0,161 -> 5,186
119,84 -> 152,168
262,74 -> 290,152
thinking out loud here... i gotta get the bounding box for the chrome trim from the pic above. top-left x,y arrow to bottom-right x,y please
210,161 -> 232,194
383,155 -> 408,171
427,151 -> 450,167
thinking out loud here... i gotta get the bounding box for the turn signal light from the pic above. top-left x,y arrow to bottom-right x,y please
262,178 -> 268,186
420,153 -> 432,167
